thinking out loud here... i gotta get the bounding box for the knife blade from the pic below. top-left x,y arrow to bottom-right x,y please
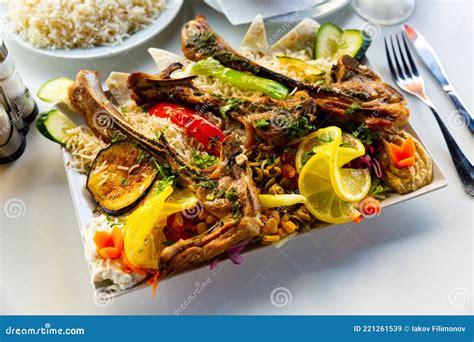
404,24 -> 474,133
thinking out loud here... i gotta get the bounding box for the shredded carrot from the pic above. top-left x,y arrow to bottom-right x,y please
281,164 -> 297,178
389,136 -> 416,168
352,214 -> 363,224
147,272 -> 160,298
122,252 -> 147,275
111,226 -> 123,250
93,231 -> 113,252
98,247 -> 121,259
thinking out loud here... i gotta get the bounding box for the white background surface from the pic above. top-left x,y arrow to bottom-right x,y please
0,0 -> 472,315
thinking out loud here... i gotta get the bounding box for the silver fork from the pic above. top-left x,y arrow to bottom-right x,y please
384,33 -> 473,196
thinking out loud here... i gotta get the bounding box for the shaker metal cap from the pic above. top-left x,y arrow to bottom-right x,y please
0,37 -> 7,62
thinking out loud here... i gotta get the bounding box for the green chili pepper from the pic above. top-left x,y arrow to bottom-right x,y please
192,57 -> 289,100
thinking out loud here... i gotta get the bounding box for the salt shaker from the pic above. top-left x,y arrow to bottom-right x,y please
0,98 -> 26,164
0,38 -> 37,134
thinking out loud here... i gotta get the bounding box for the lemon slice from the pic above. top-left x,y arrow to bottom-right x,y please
330,166 -> 371,202
299,147 -> 361,224
296,131 -> 365,172
162,187 -> 199,217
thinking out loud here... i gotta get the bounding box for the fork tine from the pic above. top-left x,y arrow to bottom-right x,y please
389,36 -> 405,79
384,37 -> 398,80
396,34 -> 412,78
401,33 -> 419,76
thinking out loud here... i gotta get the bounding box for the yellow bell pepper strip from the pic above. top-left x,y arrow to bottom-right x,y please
123,185 -> 173,270
389,136 -> 416,168
191,57 -> 289,100
259,194 -> 306,209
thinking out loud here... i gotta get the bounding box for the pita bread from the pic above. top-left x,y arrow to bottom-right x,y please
269,18 -> 320,57
239,14 -> 268,52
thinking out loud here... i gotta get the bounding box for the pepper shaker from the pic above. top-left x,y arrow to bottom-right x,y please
0,38 -> 38,134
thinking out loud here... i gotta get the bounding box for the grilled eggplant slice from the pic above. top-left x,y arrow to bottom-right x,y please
87,141 -> 158,216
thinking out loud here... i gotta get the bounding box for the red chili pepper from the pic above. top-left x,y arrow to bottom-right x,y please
148,102 -> 225,156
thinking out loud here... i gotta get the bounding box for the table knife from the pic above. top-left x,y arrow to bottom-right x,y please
404,24 -> 474,134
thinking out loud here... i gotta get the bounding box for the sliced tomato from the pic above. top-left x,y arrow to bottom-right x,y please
149,102 -> 225,156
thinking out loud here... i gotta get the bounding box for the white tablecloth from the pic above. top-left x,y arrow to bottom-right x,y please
1,0 -> 472,315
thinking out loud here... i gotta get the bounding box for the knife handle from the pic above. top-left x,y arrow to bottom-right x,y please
428,106 -> 474,196
445,89 -> 474,134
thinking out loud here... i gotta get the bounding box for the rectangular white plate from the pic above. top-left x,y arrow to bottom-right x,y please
60,59 -> 448,298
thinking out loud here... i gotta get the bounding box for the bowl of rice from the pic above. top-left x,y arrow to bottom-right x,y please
1,0 -> 183,59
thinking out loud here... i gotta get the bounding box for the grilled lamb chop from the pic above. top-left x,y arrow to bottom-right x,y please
68,70 -> 262,274
128,72 -> 317,149
181,15 -> 409,130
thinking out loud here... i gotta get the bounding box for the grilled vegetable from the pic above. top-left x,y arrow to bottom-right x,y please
191,57 -> 289,100
277,56 -> 324,82
37,77 -> 73,103
315,23 -> 371,61
35,109 -> 76,144
87,141 -> 158,216
148,102 -> 225,156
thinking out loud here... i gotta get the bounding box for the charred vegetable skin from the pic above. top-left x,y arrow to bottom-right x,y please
192,57 -> 289,100
87,141 -> 158,216
149,102 -> 225,156
181,15 -> 409,131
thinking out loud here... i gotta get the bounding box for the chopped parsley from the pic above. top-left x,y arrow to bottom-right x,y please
219,99 -> 239,120
225,188 -> 238,201
121,178 -> 129,186
351,124 -> 380,145
155,175 -> 175,194
255,119 -> 270,129
137,149 -> 148,163
345,102 -> 360,115
192,151 -> 219,169
198,179 -> 218,190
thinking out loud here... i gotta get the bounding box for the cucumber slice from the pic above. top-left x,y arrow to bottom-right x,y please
340,29 -> 371,60
36,109 -> 76,144
314,23 -> 343,59
315,23 -> 371,61
37,77 -> 73,104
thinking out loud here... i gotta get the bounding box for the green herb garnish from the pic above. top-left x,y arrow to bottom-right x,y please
192,151 -> 219,169
368,178 -> 392,200
255,119 -> 270,129
345,102 -> 360,115
225,188 -> 238,202
351,124 -> 380,145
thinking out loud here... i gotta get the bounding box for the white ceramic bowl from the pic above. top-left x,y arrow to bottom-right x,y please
3,0 -> 183,59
